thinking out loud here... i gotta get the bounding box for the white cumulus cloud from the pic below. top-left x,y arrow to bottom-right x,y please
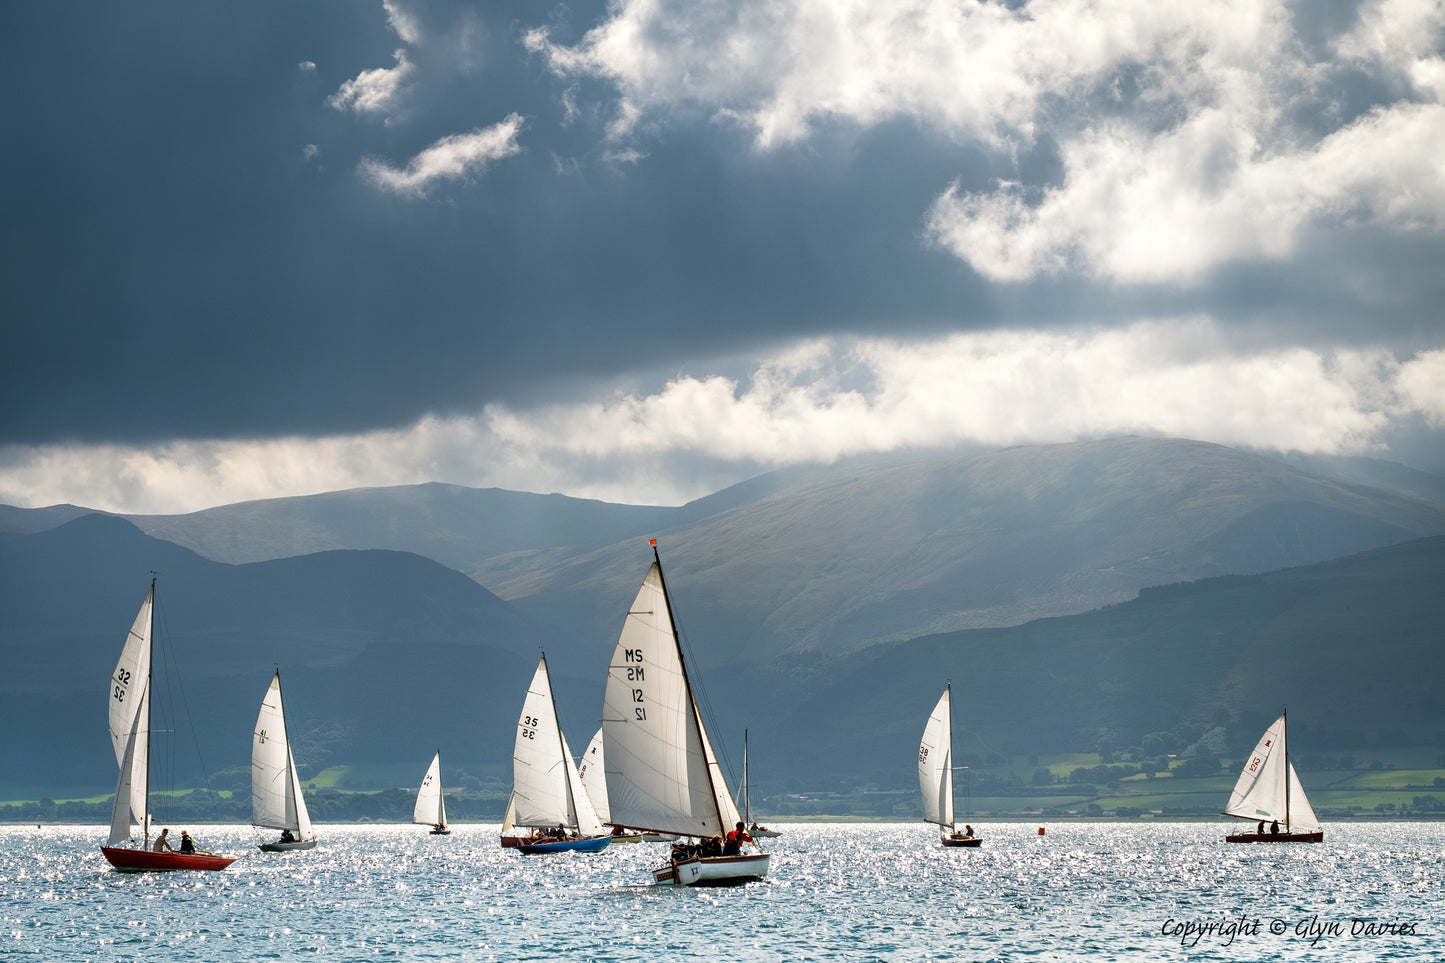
2,322 -> 1438,514
360,114 -> 525,195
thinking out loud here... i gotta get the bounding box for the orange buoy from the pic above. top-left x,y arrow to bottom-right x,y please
1037,827 -> 1045,836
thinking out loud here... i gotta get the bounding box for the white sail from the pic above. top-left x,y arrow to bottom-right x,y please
1224,713 -> 1321,833
1287,761 -> 1321,833
577,728 -> 609,823
251,671 -> 314,839
918,685 -> 954,830
510,656 -> 602,834
106,588 -> 153,845
602,561 -> 740,838
414,752 -> 446,827
107,591 -> 153,845
501,793 -> 517,835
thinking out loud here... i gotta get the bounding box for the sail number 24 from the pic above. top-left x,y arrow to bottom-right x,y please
624,648 -> 647,721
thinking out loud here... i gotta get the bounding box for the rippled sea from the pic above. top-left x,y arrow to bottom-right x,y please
2,822 -> 1439,961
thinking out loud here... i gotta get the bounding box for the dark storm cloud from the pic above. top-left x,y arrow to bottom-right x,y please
2,0 -> 1441,452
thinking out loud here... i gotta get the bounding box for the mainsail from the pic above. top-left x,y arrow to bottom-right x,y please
413,752 -> 447,827
510,656 -> 604,836
918,685 -> 954,831
601,560 -> 741,838
1224,713 -> 1322,833
251,671 -> 315,840
106,586 -> 154,846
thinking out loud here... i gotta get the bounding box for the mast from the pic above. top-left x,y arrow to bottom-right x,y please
744,729 -> 751,825
652,543 -> 728,833
143,576 -> 155,848
1282,708 -> 1290,832
542,653 -> 580,831
945,682 -> 953,833
275,669 -> 298,835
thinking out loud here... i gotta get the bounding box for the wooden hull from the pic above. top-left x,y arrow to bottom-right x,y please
428,827 -> 451,835
516,835 -> 612,855
101,846 -> 237,873
258,839 -> 318,852
1226,831 -> 1323,843
942,834 -> 982,848
499,835 -> 525,849
653,853 -> 770,887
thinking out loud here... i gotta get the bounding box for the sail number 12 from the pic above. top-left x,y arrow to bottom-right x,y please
624,648 -> 647,720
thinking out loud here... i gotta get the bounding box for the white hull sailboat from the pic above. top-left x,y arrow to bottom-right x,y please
99,579 -> 237,872
1224,711 -> 1323,843
602,542 -> 769,886
252,670 -> 318,852
414,751 -> 450,835
500,655 -> 611,854
919,684 -> 981,848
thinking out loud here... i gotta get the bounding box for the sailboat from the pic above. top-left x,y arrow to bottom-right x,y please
252,670 -> 318,851
602,542 -> 770,886
99,579 -> 237,872
500,654 -> 611,854
414,751 -> 450,835
919,684 -> 981,848
741,729 -> 780,838
577,728 -> 642,842
1223,711 -> 1323,843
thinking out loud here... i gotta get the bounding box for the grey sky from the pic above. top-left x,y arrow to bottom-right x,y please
2,0 -> 1441,512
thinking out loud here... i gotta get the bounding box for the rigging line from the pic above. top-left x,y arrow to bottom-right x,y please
670,596 -> 740,788
154,595 -> 217,797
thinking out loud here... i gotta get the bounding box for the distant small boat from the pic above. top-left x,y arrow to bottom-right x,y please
602,543 -> 769,886
742,729 -> 780,838
919,684 -> 981,848
500,655 -> 611,854
414,751 -> 450,835
1224,711 -> 1323,843
99,579 -> 238,872
252,670 -> 318,852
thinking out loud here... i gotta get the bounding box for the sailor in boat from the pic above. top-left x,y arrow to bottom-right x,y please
179,831 -> 196,854
723,822 -> 753,856
1270,819 -> 1280,835
152,828 -> 174,853
279,828 -> 296,844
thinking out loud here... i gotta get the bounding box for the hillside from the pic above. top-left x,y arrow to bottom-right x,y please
0,515 -> 562,800
742,536 -> 1445,793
